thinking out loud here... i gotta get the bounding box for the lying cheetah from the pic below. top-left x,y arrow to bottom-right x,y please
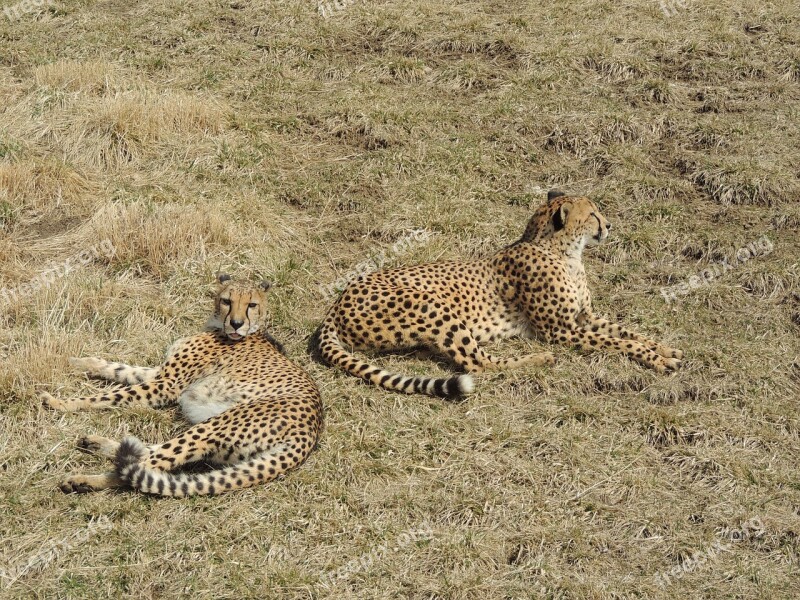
316,190 -> 682,397
41,275 -> 323,497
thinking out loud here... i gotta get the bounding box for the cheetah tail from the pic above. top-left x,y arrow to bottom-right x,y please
316,320 -> 474,398
114,437 -> 297,497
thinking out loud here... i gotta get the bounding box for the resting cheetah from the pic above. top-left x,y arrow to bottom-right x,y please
41,275 -> 323,497
316,190 -> 682,397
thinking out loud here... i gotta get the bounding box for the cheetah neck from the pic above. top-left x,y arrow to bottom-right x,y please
538,236 -> 587,263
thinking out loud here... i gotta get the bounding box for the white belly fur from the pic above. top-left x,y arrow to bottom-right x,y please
177,376 -> 244,424
180,397 -> 236,424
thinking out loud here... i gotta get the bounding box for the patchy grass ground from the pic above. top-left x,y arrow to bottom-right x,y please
1,0 -> 798,597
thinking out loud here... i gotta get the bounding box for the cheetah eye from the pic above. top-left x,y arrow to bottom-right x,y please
248,302 -> 258,309
220,298 -> 231,306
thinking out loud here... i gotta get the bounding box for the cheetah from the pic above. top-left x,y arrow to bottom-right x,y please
316,190 -> 683,397
40,274 -> 323,497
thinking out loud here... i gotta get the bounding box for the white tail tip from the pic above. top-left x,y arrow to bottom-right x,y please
458,374 -> 475,394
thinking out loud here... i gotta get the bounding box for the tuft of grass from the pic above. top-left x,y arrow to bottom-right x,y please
83,201 -> 234,278
677,155 -> 794,206
0,159 -> 93,210
33,59 -> 118,95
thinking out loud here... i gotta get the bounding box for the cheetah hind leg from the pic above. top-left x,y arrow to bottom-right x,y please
480,350 -> 555,372
115,437 -> 306,497
114,399 -> 318,497
59,435 -> 148,493
77,434 -> 121,459
426,320 -> 554,374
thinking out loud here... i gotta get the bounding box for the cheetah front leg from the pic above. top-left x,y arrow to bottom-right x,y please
545,324 -> 681,373
40,378 -> 178,412
69,357 -> 160,385
76,434 -> 121,458
577,315 -> 684,360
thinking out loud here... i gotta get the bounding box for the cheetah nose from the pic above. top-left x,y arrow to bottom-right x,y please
606,222 -> 612,230
230,319 -> 245,330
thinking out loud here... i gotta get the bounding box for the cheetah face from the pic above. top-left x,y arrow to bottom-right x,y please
207,274 -> 272,341
570,198 -> 612,247
520,190 -> 612,247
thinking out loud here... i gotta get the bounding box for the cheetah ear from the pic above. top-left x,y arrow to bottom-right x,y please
217,273 -> 232,284
258,280 -> 272,292
552,203 -> 569,232
548,189 -> 566,201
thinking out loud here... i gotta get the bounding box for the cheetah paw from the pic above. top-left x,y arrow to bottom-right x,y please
59,477 -> 97,494
77,435 -> 119,458
655,346 -> 684,360
78,435 -> 103,452
654,356 -> 682,373
40,391 -> 70,411
539,352 -> 556,366
69,357 -> 105,373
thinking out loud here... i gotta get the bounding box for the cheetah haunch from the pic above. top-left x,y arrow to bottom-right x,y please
316,190 -> 682,397
42,274 -> 323,497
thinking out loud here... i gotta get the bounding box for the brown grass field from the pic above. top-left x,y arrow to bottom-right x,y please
1,0 -> 799,597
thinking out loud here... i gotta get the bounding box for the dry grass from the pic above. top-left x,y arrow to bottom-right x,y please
32,59 -> 118,95
1,0 -> 798,598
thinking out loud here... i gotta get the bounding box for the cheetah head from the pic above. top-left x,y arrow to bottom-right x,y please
206,274 -> 272,341
519,189 -> 612,248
